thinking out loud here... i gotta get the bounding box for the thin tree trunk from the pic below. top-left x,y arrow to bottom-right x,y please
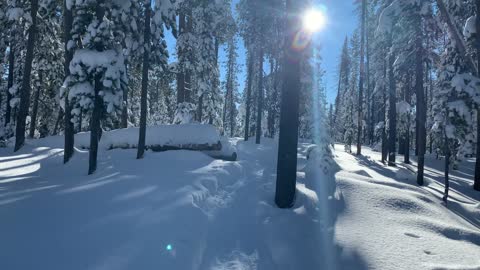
14,0 -> 38,151
5,47 -> 14,127
405,73 -> 411,164
416,16 -> 426,185
64,0 -> 75,163
137,0 -> 151,160
244,51 -> 254,141
121,65 -> 129,128
89,75 -> 102,175
256,47 -> 264,144
357,0 -> 366,155
388,36 -> 396,166
474,1 -> 480,191
29,72 -> 42,138
443,131 -> 450,202
177,13 -> 186,105
275,0 -> 302,208
381,50 -> 388,163
88,1 -> 105,174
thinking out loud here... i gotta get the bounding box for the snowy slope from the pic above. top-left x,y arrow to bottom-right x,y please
333,145 -> 480,270
0,138 -> 479,269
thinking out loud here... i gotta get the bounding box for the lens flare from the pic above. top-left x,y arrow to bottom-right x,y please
303,8 -> 327,33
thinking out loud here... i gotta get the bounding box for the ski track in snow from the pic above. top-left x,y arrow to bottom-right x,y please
0,138 -> 479,270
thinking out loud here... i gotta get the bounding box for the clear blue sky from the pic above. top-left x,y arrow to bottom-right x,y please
164,0 -> 357,105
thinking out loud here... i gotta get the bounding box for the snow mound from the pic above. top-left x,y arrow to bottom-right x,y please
74,124 -> 222,151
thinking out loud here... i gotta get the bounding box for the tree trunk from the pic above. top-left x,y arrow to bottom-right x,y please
255,47 -> 264,144
89,75 -> 103,175
64,0 -> 75,163
88,1 -> 106,174
387,36 -> 396,166
275,0 -> 302,208
405,73 -> 411,164
14,0 -> 39,152
177,13 -> 186,105
357,0 -> 366,155
443,132 -> 450,202
29,72 -> 42,138
381,50 -> 388,163
416,16 -> 426,186
474,1 -> 480,191
137,1 -> 151,160
244,51 -> 254,141
121,66 -> 129,128
5,47 -> 14,127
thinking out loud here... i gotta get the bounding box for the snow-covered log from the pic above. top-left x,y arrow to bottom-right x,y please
75,124 -> 222,152
203,137 -> 238,161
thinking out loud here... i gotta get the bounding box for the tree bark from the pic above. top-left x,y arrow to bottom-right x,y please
388,36 -> 396,166
416,16 -> 426,186
5,47 -> 14,127
177,13 -> 186,105
405,73 -> 411,164
14,0 -> 39,152
255,47 -> 264,144
473,0 -> 480,191
381,50 -> 388,163
88,1 -> 106,174
137,1 -> 151,160
121,66 -> 129,128
64,0 -> 75,163
244,51 -> 254,141
29,72 -> 42,138
275,0 -> 302,208
357,0 -> 366,155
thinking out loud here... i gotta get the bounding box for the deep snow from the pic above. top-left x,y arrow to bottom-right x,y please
0,137 -> 479,270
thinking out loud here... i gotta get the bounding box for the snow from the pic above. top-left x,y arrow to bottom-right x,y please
463,16 -> 477,40
31,124 -> 221,151
0,137 -> 479,269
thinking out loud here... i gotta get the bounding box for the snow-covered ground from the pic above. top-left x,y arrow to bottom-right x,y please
0,138 -> 479,270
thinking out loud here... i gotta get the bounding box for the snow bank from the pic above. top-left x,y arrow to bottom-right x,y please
74,124 -> 222,151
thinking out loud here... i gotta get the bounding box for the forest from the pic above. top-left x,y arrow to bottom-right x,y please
0,0 -> 479,269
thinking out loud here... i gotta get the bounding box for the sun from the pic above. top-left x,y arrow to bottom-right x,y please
303,8 -> 327,33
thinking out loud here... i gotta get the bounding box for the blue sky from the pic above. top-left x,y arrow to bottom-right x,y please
165,0 -> 357,105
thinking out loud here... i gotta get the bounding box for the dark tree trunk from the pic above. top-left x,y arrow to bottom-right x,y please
381,51 -> 388,163
64,0 -> 75,163
14,0 -> 39,152
474,1 -> 480,191
366,4 -> 373,145
387,36 -> 396,166
416,16 -> 426,186
255,47 -> 264,144
357,0 -> 366,155
275,0 -> 302,208
137,1 -> 151,160
244,51 -> 254,141
89,75 -> 103,175
29,72 -> 42,138
177,13 -> 186,105
443,132 -> 450,202
121,66 -> 129,128
5,47 -> 14,127
405,74 -> 411,164
88,1 -> 106,174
